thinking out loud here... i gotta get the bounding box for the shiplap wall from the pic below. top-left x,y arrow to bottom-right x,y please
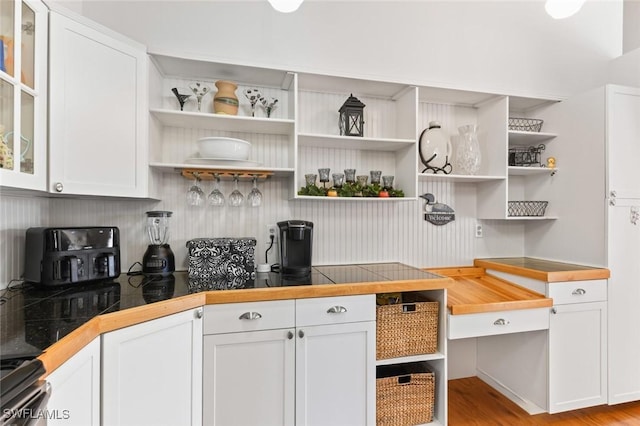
0,99 -> 526,288
0,181 -> 524,288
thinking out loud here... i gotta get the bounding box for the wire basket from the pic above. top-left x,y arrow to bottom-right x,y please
509,144 -> 545,167
509,117 -> 544,132
508,201 -> 548,217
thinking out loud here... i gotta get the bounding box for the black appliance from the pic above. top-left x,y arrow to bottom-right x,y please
277,220 -> 313,276
0,358 -> 50,426
143,211 -> 175,276
24,227 -> 120,286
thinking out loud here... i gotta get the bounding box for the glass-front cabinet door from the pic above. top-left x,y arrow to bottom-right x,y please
0,0 -> 47,191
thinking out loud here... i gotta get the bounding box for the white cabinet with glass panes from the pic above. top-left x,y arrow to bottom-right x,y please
0,0 -> 47,191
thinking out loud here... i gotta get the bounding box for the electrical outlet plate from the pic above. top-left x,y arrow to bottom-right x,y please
475,224 -> 483,238
266,224 -> 278,244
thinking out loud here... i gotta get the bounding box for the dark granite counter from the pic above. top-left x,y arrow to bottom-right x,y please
0,263 -> 447,361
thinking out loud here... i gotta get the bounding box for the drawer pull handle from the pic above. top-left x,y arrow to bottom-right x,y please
327,305 -> 347,314
239,311 -> 262,320
493,318 -> 509,326
572,288 -> 586,296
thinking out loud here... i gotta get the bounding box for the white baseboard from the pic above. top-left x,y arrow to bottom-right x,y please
476,370 -> 547,415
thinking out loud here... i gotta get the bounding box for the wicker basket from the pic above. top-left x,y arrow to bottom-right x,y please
376,298 -> 439,360
508,201 -> 548,217
376,364 -> 435,426
508,117 -> 544,132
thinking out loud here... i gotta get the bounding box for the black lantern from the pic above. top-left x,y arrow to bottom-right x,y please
339,94 -> 365,137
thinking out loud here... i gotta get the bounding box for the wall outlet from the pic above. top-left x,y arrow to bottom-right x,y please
475,224 -> 483,238
266,224 -> 278,244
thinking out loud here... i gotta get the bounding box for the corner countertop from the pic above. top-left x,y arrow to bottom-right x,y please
473,257 -> 610,282
0,263 -> 451,375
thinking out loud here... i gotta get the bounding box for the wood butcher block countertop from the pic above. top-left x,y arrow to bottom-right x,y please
473,257 -> 610,282
428,267 -> 553,315
21,263 -> 452,375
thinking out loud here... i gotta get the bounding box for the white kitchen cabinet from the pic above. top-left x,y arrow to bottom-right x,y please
297,295 -> 376,425
48,8 -> 148,197
203,328 -> 296,426
102,308 -> 203,426
548,301 -> 607,413
46,337 -> 100,426
486,270 -> 608,413
608,197 -> 640,404
0,0 -> 48,191
202,295 -> 375,426
203,299 -> 296,426
535,84 -> 640,406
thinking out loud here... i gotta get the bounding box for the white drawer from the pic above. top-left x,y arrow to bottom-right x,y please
204,300 -> 295,335
448,307 -> 549,340
295,295 -> 375,327
547,279 -> 607,305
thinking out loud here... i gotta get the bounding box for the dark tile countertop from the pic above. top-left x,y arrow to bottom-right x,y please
0,263 -> 445,359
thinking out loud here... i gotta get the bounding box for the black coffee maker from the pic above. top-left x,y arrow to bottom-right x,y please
278,220 -> 313,276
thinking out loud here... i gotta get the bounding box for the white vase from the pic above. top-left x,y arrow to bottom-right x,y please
455,124 -> 481,175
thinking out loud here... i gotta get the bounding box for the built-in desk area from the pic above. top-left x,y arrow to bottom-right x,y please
433,258 -> 610,415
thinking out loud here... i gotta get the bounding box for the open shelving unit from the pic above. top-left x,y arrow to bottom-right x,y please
146,50 -> 560,211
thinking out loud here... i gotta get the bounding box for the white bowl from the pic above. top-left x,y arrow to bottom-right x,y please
197,137 -> 251,160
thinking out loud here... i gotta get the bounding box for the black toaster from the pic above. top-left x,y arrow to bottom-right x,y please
24,227 -> 121,286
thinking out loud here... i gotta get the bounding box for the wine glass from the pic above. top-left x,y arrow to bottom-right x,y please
243,88 -> 262,117
189,81 -> 212,112
247,175 -> 263,207
186,173 -> 205,207
260,97 -> 278,118
208,173 -> 225,207
228,174 -> 244,207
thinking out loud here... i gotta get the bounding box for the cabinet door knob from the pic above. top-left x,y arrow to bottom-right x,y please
493,318 -> 509,326
327,305 -> 347,314
239,311 -> 262,320
54,182 -> 64,192
572,288 -> 586,296
551,307 -> 557,314
195,308 -> 203,319
287,331 -> 294,340
298,329 -> 304,338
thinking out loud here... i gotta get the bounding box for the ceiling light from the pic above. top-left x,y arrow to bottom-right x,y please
268,0 -> 304,13
545,0 -> 586,19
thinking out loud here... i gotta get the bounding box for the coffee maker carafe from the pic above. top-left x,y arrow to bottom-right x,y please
278,220 -> 313,276
143,211 -> 175,276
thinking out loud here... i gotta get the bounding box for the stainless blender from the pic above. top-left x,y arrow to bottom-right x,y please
142,211 -> 175,276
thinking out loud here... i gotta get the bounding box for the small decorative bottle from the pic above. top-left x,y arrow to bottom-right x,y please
213,80 -> 239,115
455,124 -> 482,175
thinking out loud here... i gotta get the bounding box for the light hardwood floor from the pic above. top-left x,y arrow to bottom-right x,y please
449,377 -> 640,425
